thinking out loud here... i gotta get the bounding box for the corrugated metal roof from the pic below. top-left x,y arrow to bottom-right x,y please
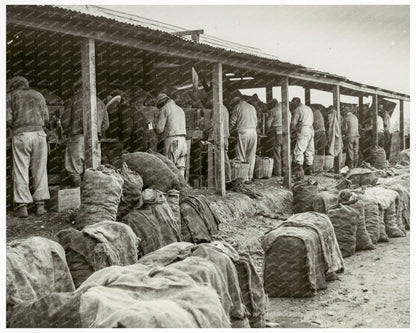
6,5 -> 409,100
56,5 -> 282,60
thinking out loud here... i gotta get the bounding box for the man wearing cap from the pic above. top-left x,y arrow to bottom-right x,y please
155,93 -> 187,178
376,110 -> 385,149
266,98 -> 291,177
341,105 -> 360,169
61,79 -> 109,186
290,97 -> 314,179
380,105 -> 391,160
229,96 -> 258,181
6,76 -> 50,217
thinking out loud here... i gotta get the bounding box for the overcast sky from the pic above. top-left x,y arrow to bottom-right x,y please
102,5 -> 410,95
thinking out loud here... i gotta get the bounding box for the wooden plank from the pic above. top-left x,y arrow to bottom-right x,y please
192,67 -> 199,92
212,63 -> 226,196
81,38 -> 100,169
207,143 -> 215,189
185,139 -> 191,182
172,29 -> 204,37
281,77 -> 291,189
7,16 -> 410,102
305,87 -> 311,105
333,85 -> 342,173
400,100 -> 405,150
372,94 -> 379,147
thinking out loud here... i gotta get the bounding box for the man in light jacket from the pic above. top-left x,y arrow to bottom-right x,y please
7,76 -> 50,217
229,96 -> 258,181
155,93 -> 187,178
341,106 -> 360,169
290,97 -> 314,179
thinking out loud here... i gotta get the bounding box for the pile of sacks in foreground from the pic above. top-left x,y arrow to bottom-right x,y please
7,236 -> 266,328
6,151 -> 267,328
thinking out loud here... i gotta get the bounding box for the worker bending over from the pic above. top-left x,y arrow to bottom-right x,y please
155,93 -> 187,178
290,97 -> 314,179
229,96 -> 258,182
7,76 -> 50,217
341,105 -> 360,169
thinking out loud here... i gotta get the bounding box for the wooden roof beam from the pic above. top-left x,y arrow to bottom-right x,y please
7,16 -> 409,102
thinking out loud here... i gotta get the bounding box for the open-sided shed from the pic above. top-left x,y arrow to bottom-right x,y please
6,5 -> 410,195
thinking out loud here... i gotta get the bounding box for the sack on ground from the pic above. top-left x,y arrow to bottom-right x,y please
75,165 -> 124,229
370,146 -> 387,169
6,237 -> 75,310
148,149 -> 187,187
56,221 -> 139,288
180,195 -> 221,243
234,252 -> 266,328
123,201 -> 182,256
349,200 -> 375,251
355,195 -> 380,245
8,283 -> 230,328
292,179 -> 318,214
117,162 -> 143,218
346,168 -> 378,186
312,191 -> 338,214
122,152 -> 180,192
261,212 -> 343,297
327,204 -> 359,258
191,243 -> 248,327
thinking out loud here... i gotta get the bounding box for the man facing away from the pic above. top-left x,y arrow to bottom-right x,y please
61,79 -> 109,187
229,96 -> 258,181
155,93 -> 188,179
290,97 -> 314,179
341,106 -> 360,169
266,98 -> 292,177
6,76 -> 50,217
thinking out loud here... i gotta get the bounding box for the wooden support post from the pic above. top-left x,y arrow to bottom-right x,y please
400,100 -> 405,150
212,63 -> 225,196
372,94 -> 379,147
305,87 -> 311,106
266,85 -> 273,102
192,67 -> 199,92
281,77 -> 291,189
333,85 -> 342,173
81,38 -> 100,169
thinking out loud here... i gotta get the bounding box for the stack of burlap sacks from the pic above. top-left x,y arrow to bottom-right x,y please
7,151 -> 267,328
263,165 -> 408,297
7,236 -> 265,328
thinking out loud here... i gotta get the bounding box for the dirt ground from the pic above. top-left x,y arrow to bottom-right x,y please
5,174 -> 410,329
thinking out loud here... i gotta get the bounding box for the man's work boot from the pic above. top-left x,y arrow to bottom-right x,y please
36,201 -> 47,216
293,164 -> 304,181
304,164 -> 313,176
17,204 -> 28,218
70,174 -> 82,188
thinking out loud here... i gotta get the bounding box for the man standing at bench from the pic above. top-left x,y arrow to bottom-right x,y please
290,97 -> 314,179
229,96 -> 258,182
7,76 -> 50,217
155,93 -> 187,179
